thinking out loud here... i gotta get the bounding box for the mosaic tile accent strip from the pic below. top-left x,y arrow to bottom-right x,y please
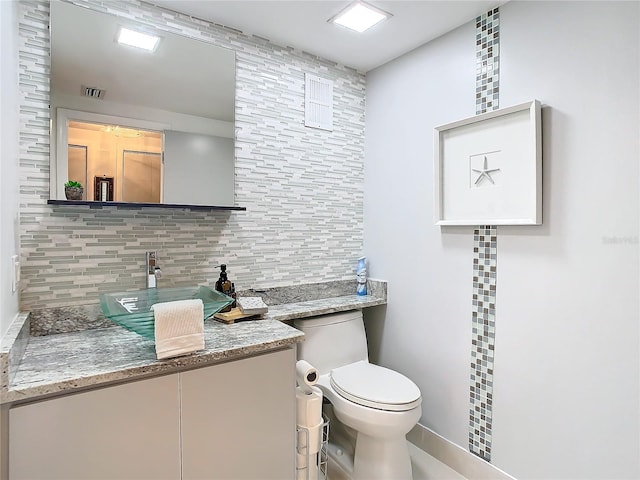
469,225 -> 497,460
17,0 -> 366,310
475,8 -> 500,115
470,7 -> 500,462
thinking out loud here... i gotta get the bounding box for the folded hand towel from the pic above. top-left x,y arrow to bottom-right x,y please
151,299 -> 205,360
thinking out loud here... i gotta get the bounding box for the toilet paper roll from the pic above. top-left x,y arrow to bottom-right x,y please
296,385 -> 323,428
297,422 -> 323,457
296,451 -> 319,480
305,421 -> 323,455
296,360 -> 319,392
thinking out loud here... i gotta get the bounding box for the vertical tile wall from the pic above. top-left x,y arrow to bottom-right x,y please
17,0 -> 366,309
469,7 -> 500,462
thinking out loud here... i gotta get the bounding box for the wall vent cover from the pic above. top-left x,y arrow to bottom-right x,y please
81,85 -> 106,99
305,74 -> 333,131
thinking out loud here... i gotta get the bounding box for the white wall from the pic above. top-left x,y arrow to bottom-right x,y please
364,2 -> 639,478
0,0 -> 20,338
364,16 -> 476,450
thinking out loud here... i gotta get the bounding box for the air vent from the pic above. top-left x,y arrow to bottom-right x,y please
305,73 -> 333,131
81,86 -> 106,99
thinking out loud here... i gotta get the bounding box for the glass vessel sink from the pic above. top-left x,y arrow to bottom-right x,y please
99,286 -> 233,340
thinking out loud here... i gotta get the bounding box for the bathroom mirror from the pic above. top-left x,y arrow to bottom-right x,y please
50,1 -> 237,207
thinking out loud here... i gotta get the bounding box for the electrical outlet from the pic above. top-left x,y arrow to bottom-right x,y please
11,255 -> 19,293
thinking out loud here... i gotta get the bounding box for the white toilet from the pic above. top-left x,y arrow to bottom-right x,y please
294,310 -> 422,480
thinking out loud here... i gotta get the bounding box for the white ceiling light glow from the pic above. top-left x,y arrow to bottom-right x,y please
117,27 -> 160,51
330,1 -> 391,33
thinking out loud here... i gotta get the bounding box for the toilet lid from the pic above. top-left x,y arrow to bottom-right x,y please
330,361 -> 421,412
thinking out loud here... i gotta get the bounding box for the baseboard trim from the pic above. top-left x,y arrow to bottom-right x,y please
408,423 -> 516,480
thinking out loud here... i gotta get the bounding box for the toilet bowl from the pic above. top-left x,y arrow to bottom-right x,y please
317,361 -> 421,480
294,311 -> 422,480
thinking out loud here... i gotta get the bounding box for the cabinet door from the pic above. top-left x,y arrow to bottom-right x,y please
181,348 -> 296,480
10,374 -> 181,480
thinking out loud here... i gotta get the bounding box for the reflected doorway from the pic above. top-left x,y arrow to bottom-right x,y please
122,150 -> 162,203
67,121 -> 163,203
67,144 -> 88,200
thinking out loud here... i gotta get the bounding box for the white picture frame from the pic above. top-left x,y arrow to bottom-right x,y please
434,100 -> 542,226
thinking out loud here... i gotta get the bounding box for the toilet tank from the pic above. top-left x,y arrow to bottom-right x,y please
293,310 -> 368,375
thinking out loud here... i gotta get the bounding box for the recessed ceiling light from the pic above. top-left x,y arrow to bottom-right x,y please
329,1 -> 391,33
117,27 -> 160,52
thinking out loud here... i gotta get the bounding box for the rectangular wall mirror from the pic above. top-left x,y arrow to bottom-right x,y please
50,1 -> 237,207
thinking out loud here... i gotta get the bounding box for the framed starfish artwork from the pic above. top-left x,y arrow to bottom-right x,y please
434,100 -> 542,225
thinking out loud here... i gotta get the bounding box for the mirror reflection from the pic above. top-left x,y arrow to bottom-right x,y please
67,121 -> 163,203
50,1 -> 237,207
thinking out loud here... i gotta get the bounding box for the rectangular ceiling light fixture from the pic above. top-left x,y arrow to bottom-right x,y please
117,27 -> 160,52
329,1 -> 391,33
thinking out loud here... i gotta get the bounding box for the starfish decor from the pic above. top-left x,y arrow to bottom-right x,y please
472,156 -> 500,185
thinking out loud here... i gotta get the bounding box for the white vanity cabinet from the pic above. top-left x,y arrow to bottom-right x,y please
9,373 -> 181,479
181,347 -> 296,479
8,347 -> 296,480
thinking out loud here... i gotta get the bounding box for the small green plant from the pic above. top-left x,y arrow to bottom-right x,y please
65,181 -> 83,188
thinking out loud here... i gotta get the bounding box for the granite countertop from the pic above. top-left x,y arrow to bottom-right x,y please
2,319 -> 302,405
264,293 -> 386,321
0,279 -> 387,405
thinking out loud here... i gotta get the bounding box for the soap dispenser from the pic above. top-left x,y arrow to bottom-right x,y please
215,264 -> 236,312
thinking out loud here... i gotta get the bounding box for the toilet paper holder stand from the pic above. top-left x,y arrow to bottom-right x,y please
296,414 -> 329,480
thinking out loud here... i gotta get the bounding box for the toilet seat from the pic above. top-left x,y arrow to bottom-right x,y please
330,361 -> 422,412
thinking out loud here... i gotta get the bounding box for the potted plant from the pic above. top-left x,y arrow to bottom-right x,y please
64,181 -> 84,200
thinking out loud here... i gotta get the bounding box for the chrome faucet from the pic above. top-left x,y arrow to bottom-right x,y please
146,251 -> 162,288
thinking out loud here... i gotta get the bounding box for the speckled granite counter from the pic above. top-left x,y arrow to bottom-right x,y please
1,279 -> 387,405
265,293 -> 386,322
2,319 -> 302,405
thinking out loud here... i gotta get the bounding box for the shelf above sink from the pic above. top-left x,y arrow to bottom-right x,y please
48,200 -> 246,211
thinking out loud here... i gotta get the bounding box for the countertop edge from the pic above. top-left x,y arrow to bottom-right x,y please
0,313 -> 30,394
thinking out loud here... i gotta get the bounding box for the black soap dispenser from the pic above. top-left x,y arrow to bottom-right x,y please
215,264 -> 236,312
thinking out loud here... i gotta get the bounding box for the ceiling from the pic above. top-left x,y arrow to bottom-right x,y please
151,1 -> 501,72
50,0 -> 501,122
